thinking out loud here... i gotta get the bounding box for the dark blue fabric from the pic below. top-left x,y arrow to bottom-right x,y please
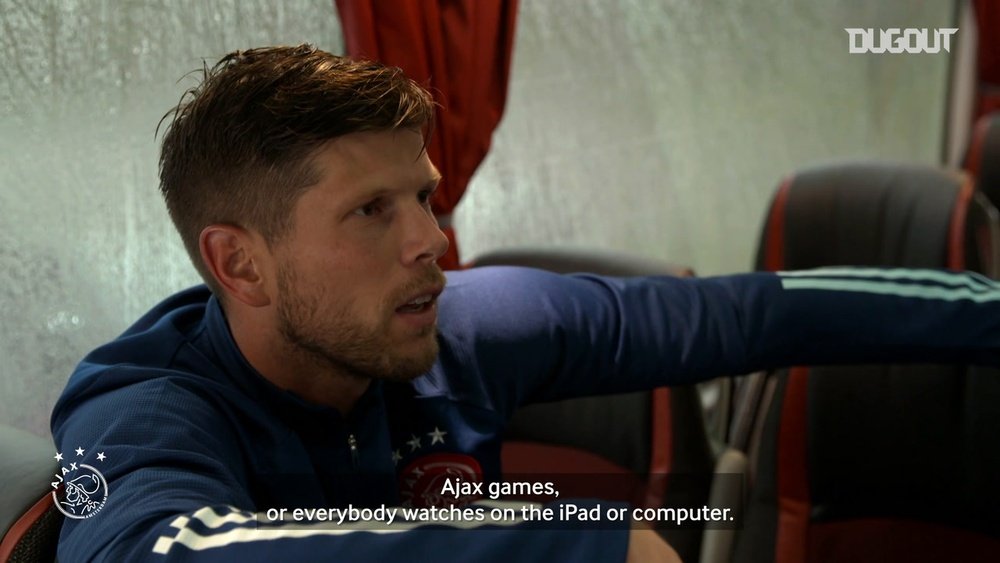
50,266 -> 1000,561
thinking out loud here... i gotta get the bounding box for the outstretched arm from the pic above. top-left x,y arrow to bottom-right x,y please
437,266 -> 1000,415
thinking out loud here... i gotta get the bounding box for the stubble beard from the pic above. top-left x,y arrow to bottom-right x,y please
276,263 -> 443,383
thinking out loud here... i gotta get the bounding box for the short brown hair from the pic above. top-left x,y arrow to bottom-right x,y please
158,44 -> 435,294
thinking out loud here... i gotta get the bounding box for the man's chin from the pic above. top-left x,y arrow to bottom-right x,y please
373,335 -> 439,382
400,343 -> 440,380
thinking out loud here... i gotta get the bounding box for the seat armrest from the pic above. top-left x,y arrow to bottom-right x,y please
0,425 -> 57,539
698,448 -> 748,563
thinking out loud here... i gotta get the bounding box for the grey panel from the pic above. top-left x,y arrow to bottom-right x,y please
0,0 -> 343,434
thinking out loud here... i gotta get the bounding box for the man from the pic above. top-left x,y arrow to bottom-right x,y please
52,45 -> 1000,562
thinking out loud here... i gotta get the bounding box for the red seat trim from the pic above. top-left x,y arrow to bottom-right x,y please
947,174 -> 975,270
764,177 -> 794,272
775,367 -> 811,563
0,492 -> 56,562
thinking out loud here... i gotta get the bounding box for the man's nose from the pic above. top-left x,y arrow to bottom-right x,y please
401,202 -> 450,266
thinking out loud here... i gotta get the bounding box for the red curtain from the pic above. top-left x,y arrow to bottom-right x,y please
334,0 -> 519,269
975,0 -> 1000,119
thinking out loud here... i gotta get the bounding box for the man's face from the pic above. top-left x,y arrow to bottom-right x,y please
271,129 -> 449,382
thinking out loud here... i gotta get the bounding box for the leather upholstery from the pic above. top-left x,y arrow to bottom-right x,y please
734,163 -> 1000,563
0,425 -> 61,563
471,246 -> 715,562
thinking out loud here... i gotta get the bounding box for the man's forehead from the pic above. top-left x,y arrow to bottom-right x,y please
312,131 -> 429,173
325,129 -> 426,157
304,133 -> 439,198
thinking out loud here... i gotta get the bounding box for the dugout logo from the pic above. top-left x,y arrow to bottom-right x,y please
845,28 -> 958,54
51,447 -> 109,519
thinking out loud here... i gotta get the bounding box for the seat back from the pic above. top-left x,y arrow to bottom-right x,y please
734,163 -> 1000,563
469,247 -> 717,563
965,112 -> 1000,207
962,111 -> 1000,276
0,425 -> 61,563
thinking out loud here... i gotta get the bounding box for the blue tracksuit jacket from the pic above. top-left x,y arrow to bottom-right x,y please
50,266 -> 1000,561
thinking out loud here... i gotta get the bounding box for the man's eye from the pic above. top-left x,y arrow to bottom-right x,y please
354,200 -> 383,217
418,190 -> 433,206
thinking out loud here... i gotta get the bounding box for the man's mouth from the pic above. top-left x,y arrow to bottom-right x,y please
395,286 -> 444,314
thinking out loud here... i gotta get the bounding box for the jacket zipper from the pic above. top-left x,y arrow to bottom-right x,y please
347,433 -> 360,469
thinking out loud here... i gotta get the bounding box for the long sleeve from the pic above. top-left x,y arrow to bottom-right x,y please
53,265 -> 1000,561
51,373 -> 629,562
435,266 -> 1000,416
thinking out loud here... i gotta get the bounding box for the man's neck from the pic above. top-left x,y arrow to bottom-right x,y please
227,311 -> 370,416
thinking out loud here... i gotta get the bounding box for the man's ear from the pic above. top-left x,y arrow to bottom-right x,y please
199,225 -> 272,307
